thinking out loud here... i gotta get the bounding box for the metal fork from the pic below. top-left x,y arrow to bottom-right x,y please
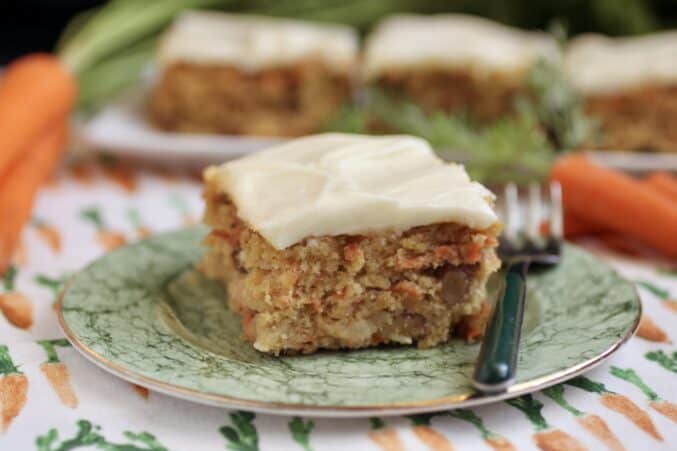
472,181 -> 563,393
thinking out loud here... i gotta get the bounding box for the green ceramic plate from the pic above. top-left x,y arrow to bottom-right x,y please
58,227 -> 640,417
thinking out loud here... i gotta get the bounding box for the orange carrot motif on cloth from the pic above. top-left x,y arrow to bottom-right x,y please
99,154 -> 138,193
36,339 -> 78,408
32,218 -> 62,253
636,316 -> 670,343
0,265 -> 33,330
506,394 -> 586,451
169,193 -> 197,226
368,417 -> 405,451
79,207 -> 126,251
447,408 -> 515,451
131,384 -> 149,399
635,280 -> 677,313
566,376 -> 662,441
0,344 -> 28,433
543,385 -> 624,451
34,273 -> 68,310
126,208 -> 152,240
407,414 -> 455,451
610,366 -> 677,423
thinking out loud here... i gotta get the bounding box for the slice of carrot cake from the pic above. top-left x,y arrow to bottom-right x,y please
566,32 -> 677,152
148,12 -> 358,136
200,133 -> 501,355
362,14 -> 558,121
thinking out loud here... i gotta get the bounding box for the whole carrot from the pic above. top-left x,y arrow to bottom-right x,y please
368,418 -> 405,451
0,266 -> 33,330
567,376 -> 662,441
37,339 -> 78,409
0,344 -> 28,433
550,155 -> 677,257
0,54 -> 75,177
0,124 -> 68,273
644,172 -> 677,203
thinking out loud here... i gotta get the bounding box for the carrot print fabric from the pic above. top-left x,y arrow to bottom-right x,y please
1,156 -> 676,450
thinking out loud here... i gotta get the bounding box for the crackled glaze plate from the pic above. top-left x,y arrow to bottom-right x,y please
58,227 -> 640,417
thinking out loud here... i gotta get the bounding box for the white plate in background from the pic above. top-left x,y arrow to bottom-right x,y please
76,86 -> 286,164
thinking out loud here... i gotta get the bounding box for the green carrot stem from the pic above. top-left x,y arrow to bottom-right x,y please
369,417 -> 386,430
0,344 -> 21,375
34,274 -> 65,297
447,409 -> 494,440
566,376 -> 612,395
289,417 -> 314,451
635,281 -> 670,299
505,395 -> 550,431
37,339 -> 70,364
80,207 -> 105,231
126,208 -> 143,229
407,413 -> 438,426
2,265 -> 17,291
542,385 -> 585,417
645,350 -> 677,374
609,367 -> 661,402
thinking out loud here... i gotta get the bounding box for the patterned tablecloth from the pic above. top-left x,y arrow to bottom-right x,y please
1,156 -> 676,451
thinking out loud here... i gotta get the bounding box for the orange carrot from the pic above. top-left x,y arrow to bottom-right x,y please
11,241 -> 27,267
0,345 -> 28,433
97,231 -> 127,251
533,429 -> 586,451
41,362 -> 78,408
0,124 -> 68,273
0,266 -> 33,330
636,316 -> 670,343
578,415 -> 625,451
484,437 -> 516,451
550,155 -> 677,257
412,425 -> 455,451
34,222 -> 62,253
0,292 -> 33,330
650,401 -> 677,423
132,383 -> 149,399
37,339 -> 77,408
644,172 -> 677,203
665,300 -> 677,313
601,393 -> 662,440
0,54 -> 75,177
369,428 -> 405,451
564,214 -> 605,238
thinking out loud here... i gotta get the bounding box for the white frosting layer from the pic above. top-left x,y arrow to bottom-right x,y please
566,32 -> 677,94
157,12 -> 358,72
205,133 -> 498,249
363,14 -> 558,80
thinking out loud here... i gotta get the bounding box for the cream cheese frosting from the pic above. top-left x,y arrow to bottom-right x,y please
204,133 -> 498,249
157,12 -> 358,72
565,32 -> 677,95
363,14 -> 558,81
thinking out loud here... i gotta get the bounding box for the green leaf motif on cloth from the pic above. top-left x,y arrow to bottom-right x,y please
634,280 -> 670,300
542,385 -> 584,417
506,395 -> 550,431
220,411 -> 259,451
645,350 -> 677,374
609,367 -> 661,402
36,420 -> 168,451
0,343 -> 21,375
289,417 -> 314,451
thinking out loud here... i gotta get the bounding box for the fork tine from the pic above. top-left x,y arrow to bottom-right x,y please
527,183 -> 541,242
549,181 -> 563,239
504,182 -> 519,242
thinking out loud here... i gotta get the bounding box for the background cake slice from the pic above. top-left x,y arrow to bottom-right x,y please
566,32 -> 677,152
362,14 -> 558,121
200,133 -> 501,355
148,12 -> 358,137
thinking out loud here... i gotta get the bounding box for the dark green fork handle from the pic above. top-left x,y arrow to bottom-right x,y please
472,261 -> 529,393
